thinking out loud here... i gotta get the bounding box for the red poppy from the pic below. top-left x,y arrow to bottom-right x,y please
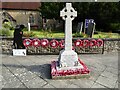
50,40 -> 59,48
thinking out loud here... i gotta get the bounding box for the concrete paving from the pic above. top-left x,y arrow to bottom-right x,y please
1,51 -> 119,89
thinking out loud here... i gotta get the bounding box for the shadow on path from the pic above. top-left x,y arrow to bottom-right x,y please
2,64 -> 52,79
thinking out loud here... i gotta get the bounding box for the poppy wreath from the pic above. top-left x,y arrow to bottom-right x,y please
50,39 -> 59,48
32,39 -> 40,47
72,46 -> 75,50
74,39 -> 83,47
59,40 -> 65,48
89,39 -> 97,47
40,39 -> 49,47
96,39 -> 103,47
23,39 -> 32,47
83,39 -> 90,47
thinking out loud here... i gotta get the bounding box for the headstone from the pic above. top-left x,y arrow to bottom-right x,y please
28,23 -> 30,31
51,3 -> 90,79
76,22 -> 83,34
86,22 -> 96,38
84,19 -> 94,34
0,11 -> 2,29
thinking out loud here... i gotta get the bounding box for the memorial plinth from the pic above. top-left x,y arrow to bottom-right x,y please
51,3 -> 90,79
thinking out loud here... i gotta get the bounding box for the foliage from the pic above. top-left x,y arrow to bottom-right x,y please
40,2 -> 120,32
2,21 -> 14,30
23,31 -> 36,37
73,32 -> 88,38
109,23 -> 120,30
41,29 -> 53,38
39,2 -> 65,19
4,29 -> 119,39
93,32 -> 120,38
22,28 -> 29,31
0,29 -> 12,36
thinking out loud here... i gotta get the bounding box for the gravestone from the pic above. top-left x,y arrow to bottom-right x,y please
84,19 -> 94,34
76,22 -> 83,34
51,3 -> 90,79
28,23 -> 30,31
86,22 -> 96,38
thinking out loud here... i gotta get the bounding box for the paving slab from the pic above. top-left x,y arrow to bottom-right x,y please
88,67 -> 103,81
46,79 -> 71,88
15,70 -> 38,83
114,81 -> 118,89
96,75 -> 117,88
1,52 -> 118,88
42,83 -> 55,88
105,66 -> 118,75
23,76 -> 47,88
69,78 -> 95,88
91,82 -> 108,88
101,70 -> 118,80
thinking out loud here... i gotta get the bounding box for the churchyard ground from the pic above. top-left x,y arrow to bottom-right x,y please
1,51 -> 119,88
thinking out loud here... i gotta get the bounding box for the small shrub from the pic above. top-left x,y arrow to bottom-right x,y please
2,21 -> 14,30
110,23 -> 120,30
0,29 -> 12,36
23,31 -> 35,37
22,28 -> 28,31
42,29 -> 53,38
73,32 -> 88,38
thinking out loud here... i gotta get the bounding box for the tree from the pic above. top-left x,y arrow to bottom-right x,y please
39,2 -> 120,32
39,2 -> 65,19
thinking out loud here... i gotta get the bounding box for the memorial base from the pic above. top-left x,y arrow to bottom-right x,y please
51,58 -> 90,79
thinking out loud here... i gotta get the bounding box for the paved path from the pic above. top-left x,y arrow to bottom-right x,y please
1,52 -> 119,89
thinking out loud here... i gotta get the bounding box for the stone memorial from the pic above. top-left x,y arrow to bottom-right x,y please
51,3 -> 90,79
28,23 -> 30,32
76,22 -> 83,34
84,19 -> 94,34
86,22 -> 96,38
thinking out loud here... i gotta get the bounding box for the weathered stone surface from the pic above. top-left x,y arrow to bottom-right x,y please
59,50 -> 80,67
105,67 -> 118,75
42,84 -> 55,88
65,84 -> 80,88
69,79 -> 94,88
2,67 -> 25,88
101,70 -> 118,80
24,76 -> 47,88
46,80 -> 71,88
1,39 -> 119,54
58,3 -> 79,68
96,75 -> 117,88
16,71 -> 38,83
2,52 -> 118,88
91,82 -> 107,88
114,81 -> 118,89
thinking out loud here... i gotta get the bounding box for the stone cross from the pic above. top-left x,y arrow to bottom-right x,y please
59,3 -> 82,68
60,3 -> 77,51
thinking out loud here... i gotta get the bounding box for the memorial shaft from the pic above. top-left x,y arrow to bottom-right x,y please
65,18 -> 72,51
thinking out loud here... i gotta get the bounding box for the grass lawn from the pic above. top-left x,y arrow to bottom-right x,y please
1,29 -> 120,39
93,32 -> 120,38
23,29 -> 120,38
